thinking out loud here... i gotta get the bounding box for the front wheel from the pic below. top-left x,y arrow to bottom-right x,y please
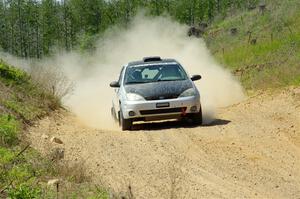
119,110 -> 133,131
190,106 -> 203,125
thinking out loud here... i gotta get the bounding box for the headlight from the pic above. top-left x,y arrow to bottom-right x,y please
179,88 -> 196,97
126,93 -> 145,101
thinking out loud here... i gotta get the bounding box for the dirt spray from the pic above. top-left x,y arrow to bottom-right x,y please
1,14 -> 245,130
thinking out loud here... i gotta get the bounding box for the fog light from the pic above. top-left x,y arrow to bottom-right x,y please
190,106 -> 197,112
128,111 -> 136,116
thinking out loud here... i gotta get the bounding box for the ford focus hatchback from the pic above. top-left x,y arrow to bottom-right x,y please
110,57 -> 202,130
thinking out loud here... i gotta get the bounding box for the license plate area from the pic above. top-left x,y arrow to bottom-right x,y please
156,102 -> 170,108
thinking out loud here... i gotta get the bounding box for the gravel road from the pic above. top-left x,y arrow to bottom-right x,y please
29,87 -> 300,199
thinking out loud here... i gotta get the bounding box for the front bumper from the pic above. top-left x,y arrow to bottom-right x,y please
121,96 -> 201,120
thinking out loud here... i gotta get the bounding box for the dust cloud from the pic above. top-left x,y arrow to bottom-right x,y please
1,14 -> 245,129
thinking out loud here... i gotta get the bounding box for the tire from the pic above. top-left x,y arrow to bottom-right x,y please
119,109 -> 133,131
191,106 -> 203,125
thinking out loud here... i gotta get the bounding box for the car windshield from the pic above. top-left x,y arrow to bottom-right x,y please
124,63 -> 188,84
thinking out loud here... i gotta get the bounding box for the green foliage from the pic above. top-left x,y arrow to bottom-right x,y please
4,100 -> 43,122
0,60 -> 29,84
291,76 -> 300,86
0,0 -> 259,57
0,146 -> 15,164
0,147 -> 40,198
87,188 -> 110,199
0,147 -> 36,183
77,33 -> 99,52
0,115 -> 19,146
7,184 -> 41,199
91,190 -> 110,199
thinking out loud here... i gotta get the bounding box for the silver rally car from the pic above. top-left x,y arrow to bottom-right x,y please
110,57 -> 202,130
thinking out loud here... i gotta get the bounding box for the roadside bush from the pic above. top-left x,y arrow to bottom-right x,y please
29,64 -> 74,101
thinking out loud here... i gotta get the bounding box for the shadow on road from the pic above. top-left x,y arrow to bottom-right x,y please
132,118 -> 231,131
202,119 -> 231,127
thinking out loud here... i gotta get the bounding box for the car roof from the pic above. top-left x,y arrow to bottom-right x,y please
127,57 -> 179,67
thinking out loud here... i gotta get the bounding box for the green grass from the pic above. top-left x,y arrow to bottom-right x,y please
0,115 -> 19,146
0,60 -> 29,85
0,112 -> 46,198
3,100 -> 45,122
0,146 -> 42,198
7,183 -> 42,199
0,147 -> 15,164
205,0 -> 300,89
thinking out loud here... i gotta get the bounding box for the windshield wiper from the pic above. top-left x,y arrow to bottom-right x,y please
157,79 -> 173,82
125,81 -> 146,84
157,78 -> 185,82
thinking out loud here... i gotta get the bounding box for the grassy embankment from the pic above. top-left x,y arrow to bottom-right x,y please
0,60 -> 108,198
205,0 -> 300,90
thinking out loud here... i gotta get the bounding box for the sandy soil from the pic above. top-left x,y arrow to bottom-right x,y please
28,87 -> 300,199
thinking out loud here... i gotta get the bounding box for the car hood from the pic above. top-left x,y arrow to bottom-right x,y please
124,80 -> 193,100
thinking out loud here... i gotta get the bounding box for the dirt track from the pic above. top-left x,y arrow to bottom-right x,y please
29,87 -> 300,199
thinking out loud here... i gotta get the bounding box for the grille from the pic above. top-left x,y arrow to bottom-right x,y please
145,95 -> 179,100
140,107 -> 186,115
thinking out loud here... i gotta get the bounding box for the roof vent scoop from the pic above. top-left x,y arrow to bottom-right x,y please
143,56 -> 162,62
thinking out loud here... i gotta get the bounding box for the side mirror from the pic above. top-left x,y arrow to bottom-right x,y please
110,81 -> 120,88
191,75 -> 201,81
